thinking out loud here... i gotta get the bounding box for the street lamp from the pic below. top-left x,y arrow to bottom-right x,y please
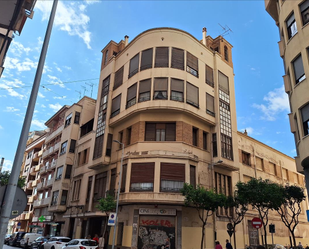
111,140 -> 124,249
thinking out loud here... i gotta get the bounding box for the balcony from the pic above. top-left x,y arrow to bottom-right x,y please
288,113 -> 296,133
40,166 -> 47,174
278,40 -> 285,58
37,181 -> 45,191
19,212 -> 27,220
30,166 -> 36,176
54,142 -> 60,151
35,164 -> 41,172
46,125 -> 64,143
46,177 -> 54,187
283,74 -> 291,93
32,179 -> 40,187
28,195 -> 34,203
33,197 -> 50,208
48,203 -> 67,213
25,212 -> 33,220
32,216 -> 39,222
38,150 -> 43,157
26,181 -> 33,190
49,159 -> 57,170
32,152 -> 39,162
42,146 -> 54,158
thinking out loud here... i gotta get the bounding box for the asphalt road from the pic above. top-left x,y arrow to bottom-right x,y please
3,245 -> 19,249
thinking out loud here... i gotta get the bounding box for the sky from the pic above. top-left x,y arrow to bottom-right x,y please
0,0 -> 293,171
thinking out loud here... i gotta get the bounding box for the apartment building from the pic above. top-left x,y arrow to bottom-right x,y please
265,0 -> 309,190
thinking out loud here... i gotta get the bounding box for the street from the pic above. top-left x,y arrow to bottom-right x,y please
3,245 -> 19,249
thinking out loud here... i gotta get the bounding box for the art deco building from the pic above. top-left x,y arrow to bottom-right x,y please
265,1 -> 309,189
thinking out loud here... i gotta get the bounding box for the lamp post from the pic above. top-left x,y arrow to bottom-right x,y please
111,140 -> 124,249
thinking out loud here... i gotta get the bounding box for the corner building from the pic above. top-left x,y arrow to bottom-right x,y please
265,1 -> 309,190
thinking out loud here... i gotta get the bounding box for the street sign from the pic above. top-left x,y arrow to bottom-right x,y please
227,223 -> 233,231
252,217 -> 263,229
227,230 -> 233,237
269,224 -> 275,233
108,212 -> 116,226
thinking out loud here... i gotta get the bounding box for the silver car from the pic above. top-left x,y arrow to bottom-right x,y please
42,237 -> 71,249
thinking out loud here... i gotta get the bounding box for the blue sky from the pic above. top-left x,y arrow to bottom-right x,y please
0,0 -> 293,171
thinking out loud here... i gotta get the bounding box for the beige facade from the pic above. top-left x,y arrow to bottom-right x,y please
265,0 -> 309,187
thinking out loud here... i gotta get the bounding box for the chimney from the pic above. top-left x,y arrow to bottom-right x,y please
244,129 -> 248,136
202,27 -> 207,46
124,35 -> 129,47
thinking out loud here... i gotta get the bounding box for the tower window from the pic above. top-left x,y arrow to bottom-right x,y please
224,46 -> 229,62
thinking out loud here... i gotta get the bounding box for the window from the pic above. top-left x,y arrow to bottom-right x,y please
256,157 -> 264,171
72,179 -> 81,201
292,54 -> 306,84
44,191 -> 48,199
140,48 -> 153,71
80,119 -> 94,137
215,172 -> 232,216
212,133 -> 218,157
129,53 -> 139,78
78,149 -> 89,165
221,134 -> 233,160
130,163 -> 154,191
190,165 -> 196,187
206,93 -> 215,116
93,135 -> 104,159
171,48 -> 184,70
186,82 -> 199,108
111,94 -> 121,118
104,50 -> 109,65
203,131 -> 208,150
145,123 -> 176,141
171,78 -> 184,102
60,141 -> 68,155
86,176 -> 92,203
286,13 -> 297,39
155,47 -> 169,68
186,51 -> 198,77
300,0 -> 309,26
282,168 -> 288,180
55,166 -> 63,180
301,103 -> 309,136
126,127 -> 132,145
94,172 -> 107,200
192,127 -> 198,146
224,46 -> 228,61
51,191 -> 59,206
106,133 -> 113,157
205,65 -> 214,87
121,164 -> 127,192
60,190 -> 68,205
117,222 -> 124,246
154,78 -> 168,100
160,163 -> 185,192
114,66 -> 124,90
218,71 -> 229,94
109,168 -> 116,194
65,165 -> 72,179
139,79 -> 151,102
269,162 -> 276,175
119,131 -> 123,148
126,83 -> 137,108
69,139 -> 76,153
65,113 -> 72,128
74,112 -> 80,124
242,151 -> 251,166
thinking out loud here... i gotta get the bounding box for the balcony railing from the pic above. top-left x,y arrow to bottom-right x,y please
25,212 -> 32,220
35,164 -> 40,172
32,179 -> 39,187
26,181 -> 33,189
30,166 -> 36,175
46,177 -> 54,187
38,150 -> 43,157
50,159 -> 57,170
33,197 -> 50,207
45,125 -> 64,143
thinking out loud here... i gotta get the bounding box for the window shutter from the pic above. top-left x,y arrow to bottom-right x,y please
141,48 -> 153,71
106,133 -> 113,157
301,103 -> 309,122
206,93 -> 215,115
155,47 -> 169,67
218,71 -> 229,93
114,66 -> 124,90
187,52 -> 198,71
69,139 -> 76,153
171,78 -> 184,92
206,65 -> 214,86
139,79 -> 151,93
111,94 -> 121,114
131,163 -> 154,183
165,123 -> 176,141
190,166 -> 196,187
300,1 -> 309,12
110,168 -> 116,192
145,123 -> 156,141
287,13 -> 295,27
127,83 -> 137,101
171,48 -> 184,70
74,112 -> 80,124
160,163 -> 185,181
293,55 -> 305,82
186,82 -> 199,107
154,78 -> 168,91
121,164 -> 127,192
129,53 -> 139,78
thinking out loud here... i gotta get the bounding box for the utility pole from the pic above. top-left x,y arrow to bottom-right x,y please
0,0 -> 58,247
0,157 -> 4,172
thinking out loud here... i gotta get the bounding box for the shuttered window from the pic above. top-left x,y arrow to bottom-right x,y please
106,133 -> 113,157
154,78 -> 168,100
145,123 -> 176,141
140,48 -> 153,71
293,54 -> 306,84
186,82 -> 199,108
114,66 -> 124,90
286,13 -> 297,39
171,48 -> 184,70
130,163 -> 154,191
301,103 -> 309,136
155,47 -> 169,68
190,165 -> 196,187
139,79 -> 151,102
94,172 -> 107,200
111,94 -> 121,118
129,53 -> 139,78
109,168 -> 116,194
256,157 -> 264,170
171,78 -> 184,102
206,65 -> 214,87
69,139 -> 76,153
93,135 -> 104,159
160,163 -> 185,192
186,51 -> 198,77
206,93 -> 215,116
126,83 -> 137,108
218,71 -> 229,93
300,0 -> 309,26
121,164 -> 127,192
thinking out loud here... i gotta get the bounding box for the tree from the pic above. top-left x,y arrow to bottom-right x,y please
181,183 -> 225,249
273,185 -> 305,249
236,178 -> 284,248
0,171 -> 26,188
96,194 -> 116,240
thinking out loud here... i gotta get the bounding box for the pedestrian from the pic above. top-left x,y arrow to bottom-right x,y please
299,242 -> 303,249
215,241 -> 223,249
93,234 -> 99,243
99,234 -> 104,249
25,238 -> 29,249
226,239 -> 233,249
165,238 -> 170,249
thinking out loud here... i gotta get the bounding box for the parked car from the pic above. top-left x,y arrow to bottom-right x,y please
4,234 -> 11,245
20,233 -> 42,248
9,231 -> 26,247
42,237 -> 71,249
62,239 -> 98,249
31,236 -> 48,249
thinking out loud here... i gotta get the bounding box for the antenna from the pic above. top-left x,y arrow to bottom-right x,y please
81,86 -> 87,96
85,82 -> 95,98
218,23 -> 233,37
75,90 -> 81,99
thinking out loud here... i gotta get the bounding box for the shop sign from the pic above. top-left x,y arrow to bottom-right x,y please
139,208 -> 176,216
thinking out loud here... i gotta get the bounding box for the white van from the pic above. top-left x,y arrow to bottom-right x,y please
20,233 -> 42,248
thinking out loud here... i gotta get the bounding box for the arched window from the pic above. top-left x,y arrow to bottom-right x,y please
104,50 -> 109,65
224,46 -> 228,62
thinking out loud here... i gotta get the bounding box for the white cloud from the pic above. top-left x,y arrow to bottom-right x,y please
35,1 -> 92,49
9,41 -> 31,57
4,57 -> 37,72
41,104 -> 46,108
49,103 -> 62,112
38,92 -> 45,98
0,125 -> 3,129
53,96 -> 66,99
56,67 -> 62,72
253,86 -> 289,121
0,159 -> 13,171
32,119 -> 46,129
64,66 -> 72,70
0,79 -> 26,99
47,75 -> 65,88
5,106 -> 20,112
240,127 -> 254,136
